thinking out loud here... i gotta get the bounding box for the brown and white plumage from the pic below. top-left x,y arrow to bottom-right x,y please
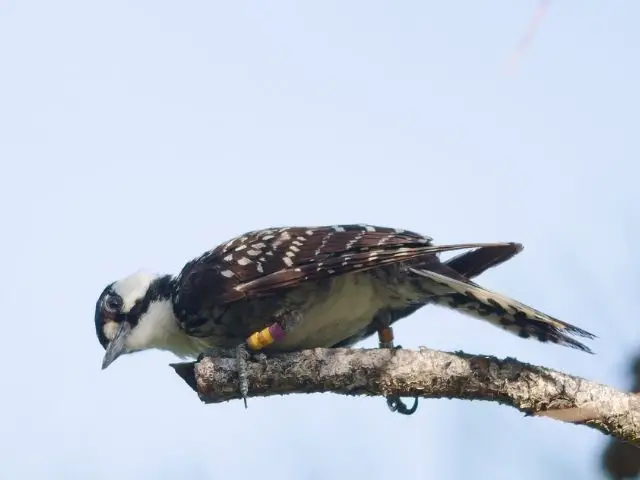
409,263 -> 594,352
95,223 -> 595,374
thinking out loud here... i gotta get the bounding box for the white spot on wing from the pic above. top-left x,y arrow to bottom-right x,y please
272,231 -> 292,249
315,232 -> 335,255
283,257 -> 294,267
221,270 -> 234,278
377,234 -> 395,246
237,257 -> 251,266
345,232 -> 365,250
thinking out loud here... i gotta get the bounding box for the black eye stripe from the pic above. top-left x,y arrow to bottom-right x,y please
128,299 -> 146,319
119,276 -> 174,327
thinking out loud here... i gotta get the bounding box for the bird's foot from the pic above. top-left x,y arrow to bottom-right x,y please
236,343 -> 250,408
197,317 -> 294,409
385,344 -> 419,415
386,395 -> 419,415
237,344 -> 270,408
196,344 -> 269,409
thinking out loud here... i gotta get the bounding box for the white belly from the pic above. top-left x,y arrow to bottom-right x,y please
270,273 -> 388,351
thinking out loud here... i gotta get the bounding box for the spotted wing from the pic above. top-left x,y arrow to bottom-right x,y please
174,224 -> 498,307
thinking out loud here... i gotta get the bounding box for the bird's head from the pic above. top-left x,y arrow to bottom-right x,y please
95,271 -> 173,369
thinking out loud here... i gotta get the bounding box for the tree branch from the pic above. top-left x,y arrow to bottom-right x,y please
171,347 -> 640,445
601,354 -> 640,479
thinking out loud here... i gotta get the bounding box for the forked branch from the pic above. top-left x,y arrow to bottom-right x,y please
171,347 -> 640,445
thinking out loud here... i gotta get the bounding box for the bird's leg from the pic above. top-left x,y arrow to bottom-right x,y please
196,343 -> 269,408
235,310 -> 304,408
376,314 -> 419,415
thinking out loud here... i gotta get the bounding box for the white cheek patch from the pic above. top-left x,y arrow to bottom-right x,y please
103,321 -> 119,341
124,299 -> 177,350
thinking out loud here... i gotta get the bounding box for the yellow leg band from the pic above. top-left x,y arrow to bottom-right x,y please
247,327 -> 275,351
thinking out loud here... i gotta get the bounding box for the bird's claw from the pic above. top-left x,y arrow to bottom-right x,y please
253,352 -> 268,365
236,343 -> 250,408
196,344 -> 262,409
386,395 -> 419,415
385,343 -> 419,415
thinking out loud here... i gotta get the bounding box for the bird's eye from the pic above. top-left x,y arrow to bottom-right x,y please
104,295 -> 123,313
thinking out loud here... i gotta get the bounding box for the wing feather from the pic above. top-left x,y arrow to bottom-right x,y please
235,241 -> 505,295
175,224 -> 504,305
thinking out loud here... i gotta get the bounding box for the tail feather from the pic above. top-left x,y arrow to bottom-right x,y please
409,267 -> 596,353
444,242 -> 523,279
329,243 -> 526,348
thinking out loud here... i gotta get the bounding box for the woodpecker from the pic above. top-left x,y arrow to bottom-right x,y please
95,224 -> 595,411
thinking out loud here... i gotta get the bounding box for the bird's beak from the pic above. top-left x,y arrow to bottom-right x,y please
102,321 -> 131,370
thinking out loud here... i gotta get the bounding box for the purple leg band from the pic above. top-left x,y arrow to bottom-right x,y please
269,323 -> 286,341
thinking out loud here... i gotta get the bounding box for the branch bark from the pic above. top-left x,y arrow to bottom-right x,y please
601,354 -> 640,479
171,347 -> 640,445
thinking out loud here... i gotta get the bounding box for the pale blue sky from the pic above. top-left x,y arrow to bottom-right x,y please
1,1 -> 638,479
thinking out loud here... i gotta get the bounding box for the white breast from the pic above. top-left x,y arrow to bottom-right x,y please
126,299 -> 210,358
272,273 -> 388,350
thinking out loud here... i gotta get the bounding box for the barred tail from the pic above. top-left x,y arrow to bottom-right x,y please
409,267 -> 596,353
